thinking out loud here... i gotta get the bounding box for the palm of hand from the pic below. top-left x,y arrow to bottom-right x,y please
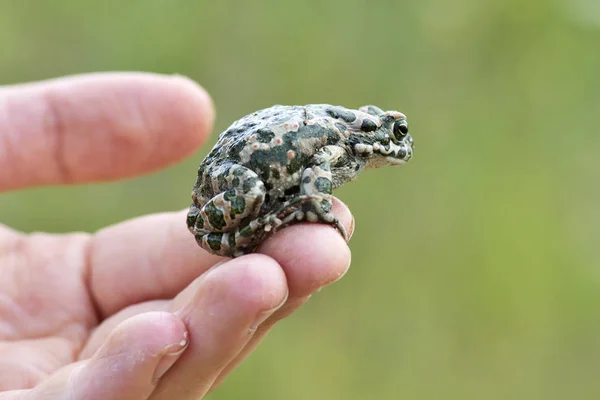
0,73 -> 352,399
1,231 -> 95,386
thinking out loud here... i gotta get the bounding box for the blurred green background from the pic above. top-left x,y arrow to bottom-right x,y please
1,0 -> 600,398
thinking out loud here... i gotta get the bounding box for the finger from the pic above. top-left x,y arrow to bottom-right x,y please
0,72 -> 214,191
79,297 -> 304,391
211,199 -> 354,388
79,300 -> 170,359
0,390 -> 26,399
89,210 -> 224,317
257,197 -> 354,297
88,198 -> 353,318
0,336 -> 76,391
15,312 -> 188,400
151,254 -> 288,399
86,202 -> 352,392
210,296 -> 310,391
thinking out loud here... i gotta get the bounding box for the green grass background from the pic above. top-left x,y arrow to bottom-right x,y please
1,1 -> 600,398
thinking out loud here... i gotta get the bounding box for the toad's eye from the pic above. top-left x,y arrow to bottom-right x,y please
393,120 -> 409,138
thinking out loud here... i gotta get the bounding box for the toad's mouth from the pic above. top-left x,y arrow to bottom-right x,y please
386,156 -> 407,165
374,140 -> 413,165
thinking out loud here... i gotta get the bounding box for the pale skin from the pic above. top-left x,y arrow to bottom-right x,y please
0,73 -> 353,399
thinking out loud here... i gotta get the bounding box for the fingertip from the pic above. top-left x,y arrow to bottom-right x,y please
153,255 -> 288,398
257,197 -> 353,297
194,254 -> 289,315
161,74 -> 215,153
97,73 -> 215,173
0,72 -> 216,190
75,312 -> 188,396
95,312 -> 188,358
24,312 -> 190,399
261,226 -> 351,297
331,197 -> 355,240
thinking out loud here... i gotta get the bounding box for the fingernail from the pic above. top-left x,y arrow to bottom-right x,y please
153,331 -> 189,382
250,291 -> 289,332
346,216 -> 355,242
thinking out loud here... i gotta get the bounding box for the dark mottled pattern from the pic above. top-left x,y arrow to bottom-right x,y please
224,190 -> 246,218
206,233 -> 223,251
314,177 -> 333,194
360,119 -> 377,132
320,199 -> 332,212
226,140 -> 246,162
187,104 -> 414,257
238,224 -> 254,237
186,208 -> 199,228
249,146 -> 287,181
242,177 -> 259,192
286,150 -> 309,175
326,106 -> 357,123
195,214 -> 204,229
228,233 -> 236,249
204,202 -> 226,230
256,128 -> 275,143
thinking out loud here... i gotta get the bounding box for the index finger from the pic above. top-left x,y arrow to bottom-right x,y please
0,72 -> 214,192
88,198 -> 354,317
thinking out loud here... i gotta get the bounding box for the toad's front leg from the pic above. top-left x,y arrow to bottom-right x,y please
276,145 -> 349,239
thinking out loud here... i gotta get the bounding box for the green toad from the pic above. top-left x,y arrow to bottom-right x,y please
187,104 -> 414,257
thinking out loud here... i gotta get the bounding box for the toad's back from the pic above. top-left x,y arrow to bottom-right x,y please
201,105 -> 351,180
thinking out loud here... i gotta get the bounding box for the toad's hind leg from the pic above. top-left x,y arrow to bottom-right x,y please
187,164 -> 266,256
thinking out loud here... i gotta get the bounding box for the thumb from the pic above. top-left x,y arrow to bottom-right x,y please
1,312 -> 188,400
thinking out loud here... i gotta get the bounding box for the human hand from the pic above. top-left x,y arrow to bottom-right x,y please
0,73 -> 353,399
